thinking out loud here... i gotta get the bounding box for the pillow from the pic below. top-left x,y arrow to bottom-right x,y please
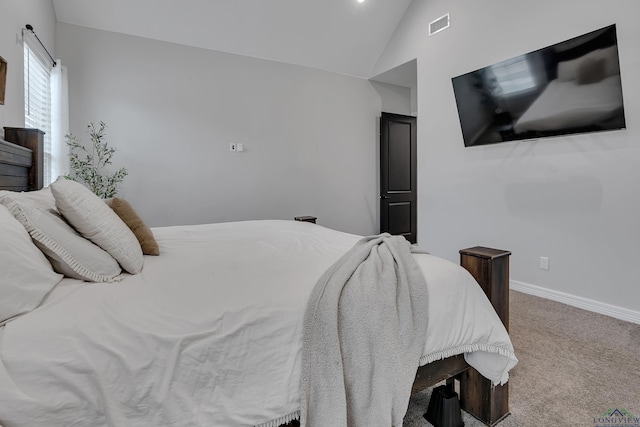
0,187 -> 57,211
556,47 -> 621,82
106,198 -> 160,256
557,56 -> 584,82
1,196 -> 122,282
589,45 -> 621,78
575,57 -> 605,85
51,177 -> 144,274
0,204 -> 63,325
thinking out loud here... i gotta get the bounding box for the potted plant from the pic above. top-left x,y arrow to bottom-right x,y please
65,121 -> 128,199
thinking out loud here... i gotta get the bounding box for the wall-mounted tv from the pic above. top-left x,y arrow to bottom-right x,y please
452,24 -> 626,147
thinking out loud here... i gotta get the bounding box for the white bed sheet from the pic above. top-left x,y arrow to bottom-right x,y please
0,220 -> 517,427
514,75 -> 624,133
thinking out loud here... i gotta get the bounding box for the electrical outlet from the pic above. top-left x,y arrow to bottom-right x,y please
229,143 -> 236,152
539,256 -> 549,270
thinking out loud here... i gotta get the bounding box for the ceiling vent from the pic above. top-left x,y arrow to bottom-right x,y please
429,14 -> 450,36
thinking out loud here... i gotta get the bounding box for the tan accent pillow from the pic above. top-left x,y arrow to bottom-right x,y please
576,57 -> 605,85
106,198 -> 159,256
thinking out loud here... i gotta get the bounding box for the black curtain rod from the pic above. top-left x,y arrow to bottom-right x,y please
25,24 -> 57,67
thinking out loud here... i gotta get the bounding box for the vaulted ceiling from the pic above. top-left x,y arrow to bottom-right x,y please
52,0 -> 414,79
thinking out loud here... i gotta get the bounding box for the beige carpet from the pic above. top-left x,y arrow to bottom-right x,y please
403,291 -> 640,426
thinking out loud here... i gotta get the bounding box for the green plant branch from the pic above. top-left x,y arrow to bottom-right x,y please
65,121 -> 128,199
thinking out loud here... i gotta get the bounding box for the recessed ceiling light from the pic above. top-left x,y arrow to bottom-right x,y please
357,0 -> 365,3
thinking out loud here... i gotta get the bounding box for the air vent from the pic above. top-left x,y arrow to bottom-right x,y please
429,14 -> 450,36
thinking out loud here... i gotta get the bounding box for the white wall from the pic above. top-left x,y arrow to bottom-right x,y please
0,0 -> 56,136
57,23 -> 382,235
374,0 -> 640,315
370,81 -> 412,116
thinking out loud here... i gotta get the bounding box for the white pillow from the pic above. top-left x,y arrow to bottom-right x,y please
0,187 -> 57,211
51,177 -> 144,274
0,205 -> 63,325
557,54 -> 591,82
1,196 -> 122,282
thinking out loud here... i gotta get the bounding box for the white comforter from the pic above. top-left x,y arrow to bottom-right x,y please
0,220 -> 517,427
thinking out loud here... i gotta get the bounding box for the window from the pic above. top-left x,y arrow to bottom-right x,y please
24,37 -> 53,185
490,56 -> 537,95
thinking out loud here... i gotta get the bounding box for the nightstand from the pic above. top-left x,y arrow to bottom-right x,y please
294,216 -> 317,224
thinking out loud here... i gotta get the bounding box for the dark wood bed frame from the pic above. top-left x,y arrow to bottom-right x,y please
0,129 -> 511,426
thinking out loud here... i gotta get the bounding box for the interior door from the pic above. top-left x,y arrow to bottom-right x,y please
380,112 -> 417,243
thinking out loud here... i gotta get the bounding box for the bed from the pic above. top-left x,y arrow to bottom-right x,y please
0,133 -> 517,426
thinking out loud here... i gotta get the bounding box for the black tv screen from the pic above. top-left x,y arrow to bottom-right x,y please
452,24 -> 626,147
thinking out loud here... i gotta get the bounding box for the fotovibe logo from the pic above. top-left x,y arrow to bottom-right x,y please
593,408 -> 640,427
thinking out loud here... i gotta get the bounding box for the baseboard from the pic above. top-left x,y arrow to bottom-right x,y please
510,280 -> 640,325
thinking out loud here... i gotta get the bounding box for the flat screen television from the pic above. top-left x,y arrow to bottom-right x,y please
452,24 -> 626,147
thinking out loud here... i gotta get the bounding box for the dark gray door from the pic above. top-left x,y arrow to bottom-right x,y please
380,112 -> 417,243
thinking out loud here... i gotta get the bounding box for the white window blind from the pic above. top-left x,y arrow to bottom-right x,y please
24,38 -> 52,185
491,56 -> 536,95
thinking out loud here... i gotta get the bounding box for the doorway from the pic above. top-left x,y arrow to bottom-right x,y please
379,112 -> 417,243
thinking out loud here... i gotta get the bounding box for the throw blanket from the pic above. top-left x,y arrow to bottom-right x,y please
300,234 -> 429,427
